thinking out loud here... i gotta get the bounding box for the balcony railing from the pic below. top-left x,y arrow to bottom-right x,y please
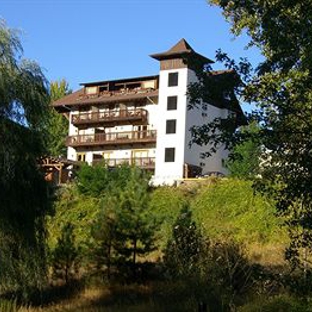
71,109 -> 148,127
66,130 -> 157,147
92,157 -> 155,169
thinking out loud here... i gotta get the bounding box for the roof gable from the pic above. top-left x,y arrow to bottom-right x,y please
150,38 -> 213,64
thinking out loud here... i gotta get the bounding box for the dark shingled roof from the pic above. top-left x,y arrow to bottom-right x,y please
150,38 -> 213,64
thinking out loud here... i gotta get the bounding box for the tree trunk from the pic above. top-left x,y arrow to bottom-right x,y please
133,238 -> 137,279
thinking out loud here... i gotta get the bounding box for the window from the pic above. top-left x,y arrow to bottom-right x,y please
85,86 -> 98,95
168,72 -> 179,87
165,148 -> 175,162
167,96 -> 177,110
77,153 -> 86,162
166,119 -> 176,134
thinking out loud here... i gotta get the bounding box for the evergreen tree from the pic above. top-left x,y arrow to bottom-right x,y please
113,168 -> 158,279
164,204 -> 204,278
91,196 -> 117,280
51,222 -> 79,284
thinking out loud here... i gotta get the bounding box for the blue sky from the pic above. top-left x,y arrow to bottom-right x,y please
1,0 -> 262,91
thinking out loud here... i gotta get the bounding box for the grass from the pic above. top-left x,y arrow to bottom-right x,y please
18,282 -> 211,312
149,178 -> 288,266
36,177 -> 292,311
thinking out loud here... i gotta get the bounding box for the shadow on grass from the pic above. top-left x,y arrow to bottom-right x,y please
66,281 -> 224,312
0,279 -> 85,307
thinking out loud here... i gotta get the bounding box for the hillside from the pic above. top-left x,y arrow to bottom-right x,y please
48,177 -> 288,267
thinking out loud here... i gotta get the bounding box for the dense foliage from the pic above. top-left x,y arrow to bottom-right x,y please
46,79 -> 71,157
187,0 -> 312,270
0,20 -> 50,298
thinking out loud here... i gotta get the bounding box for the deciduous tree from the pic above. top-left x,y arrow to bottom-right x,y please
46,80 -> 71,157
0,19 -> 50,297
190,0 -> 312,269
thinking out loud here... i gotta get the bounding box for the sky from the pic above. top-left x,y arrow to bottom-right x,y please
1,0 -> 262,92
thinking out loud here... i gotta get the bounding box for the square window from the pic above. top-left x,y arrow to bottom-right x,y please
168,72 -> 179,87
165,148 -> 175,162
167,96 -> 177,110
166,119 -> 176,134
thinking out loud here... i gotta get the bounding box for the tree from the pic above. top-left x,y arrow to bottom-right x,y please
91,196 -> 117,280
77,165 -> 158,281
46,79 -> 71,157
163,204 -> 204,278
225,122 -> 261,179
113,168 -> 159,280
51,222 -> 79,284
190,0 -> 312,269
0,20 -> 50,298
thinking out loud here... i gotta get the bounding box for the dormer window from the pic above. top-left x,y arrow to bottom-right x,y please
85,86 -> 98,95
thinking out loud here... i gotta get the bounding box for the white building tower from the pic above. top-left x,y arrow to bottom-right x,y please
150,39 -> 241,186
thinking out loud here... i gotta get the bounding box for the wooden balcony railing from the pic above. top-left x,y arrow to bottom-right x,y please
71,109 -> 148,126
66,130 -> 157,147
92,157 -> 155,169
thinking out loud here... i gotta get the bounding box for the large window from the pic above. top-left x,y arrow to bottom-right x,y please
165,148 -> 175,162
167,96 -> 177,110
166,119 -> 176,134
168,72 -> 179,87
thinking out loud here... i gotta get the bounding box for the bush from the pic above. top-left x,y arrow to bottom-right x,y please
191,179 -> 286,244
163,204 -> 204,279
238,295 -> 310,312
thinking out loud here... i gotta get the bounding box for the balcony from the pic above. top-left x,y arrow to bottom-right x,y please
92,157 -> 155,169
71,109 -> 148,128
66,130 -> 157,148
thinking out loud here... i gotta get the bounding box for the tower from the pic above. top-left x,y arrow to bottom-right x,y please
150,39 -> 214,185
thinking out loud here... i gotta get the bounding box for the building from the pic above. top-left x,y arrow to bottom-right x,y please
52,39 -> 245,185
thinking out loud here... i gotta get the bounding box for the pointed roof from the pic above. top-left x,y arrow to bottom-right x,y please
150,38 -> 213,64
168,38 -> 194,54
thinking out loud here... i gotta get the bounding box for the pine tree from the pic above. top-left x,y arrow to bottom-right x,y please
164,204 -> 204,278
51,222 -> 79,284
113,168 -> 158,279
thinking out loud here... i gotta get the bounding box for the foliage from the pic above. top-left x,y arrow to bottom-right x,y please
191,179 -> 285,244
77,163 -> 135,197
0,20 -> 49,129
47,185 -> 99,255
0,299 -> 18,312
0,20 -> 49,298
108,168 -> 159,279
188,0 -> 312,270
51,222 -> 80,284
163,204 -> 204,278
201,240 -> 255,303
49,166 -> 159,281
225,122 -> 261,179
90,195 -> 118,280
238,295 -> 310,312
149,187 -> 187,247
45,79 -> 71,157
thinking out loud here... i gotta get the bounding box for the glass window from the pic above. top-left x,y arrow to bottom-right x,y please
167,96 -> 177,110
166,119 -> 176,134
168,72 -> 179,87
165,148 -> 175,162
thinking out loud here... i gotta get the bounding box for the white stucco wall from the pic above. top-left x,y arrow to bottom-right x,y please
184,70 -> 229,175
153,68 -> 189,185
